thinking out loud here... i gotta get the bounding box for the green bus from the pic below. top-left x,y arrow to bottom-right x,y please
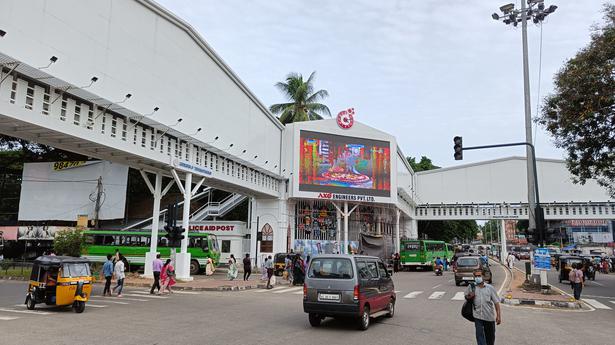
400,240 -> 452,270
82,230 -> 220,275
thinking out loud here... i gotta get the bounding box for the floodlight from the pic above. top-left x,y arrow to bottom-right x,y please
500,3 -> 515,14
492,13 -> 500,20
0,30 -> 6,37
546,5 -> 557,13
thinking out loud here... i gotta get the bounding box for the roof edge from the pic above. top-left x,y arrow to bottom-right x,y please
136,0 -> 284,131
416,156 -> 566,175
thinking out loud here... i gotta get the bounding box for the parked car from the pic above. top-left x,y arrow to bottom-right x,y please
303,254 -> 395,330
454,255 -> 492,286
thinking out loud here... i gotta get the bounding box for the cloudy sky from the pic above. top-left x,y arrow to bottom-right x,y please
157,0 -> 608,168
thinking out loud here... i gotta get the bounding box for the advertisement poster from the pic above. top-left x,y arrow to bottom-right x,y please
299,130 -> 391,197
294,239 -> 360,258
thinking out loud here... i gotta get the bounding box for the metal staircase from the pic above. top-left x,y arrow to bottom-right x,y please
190,193 -> 247,221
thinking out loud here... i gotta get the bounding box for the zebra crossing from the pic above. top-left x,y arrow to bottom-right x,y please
0,288 -> 200,322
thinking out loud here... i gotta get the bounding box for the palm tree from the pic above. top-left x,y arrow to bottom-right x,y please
269,71 -> 331,124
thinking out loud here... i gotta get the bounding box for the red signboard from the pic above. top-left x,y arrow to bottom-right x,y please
563,220 -> 608,227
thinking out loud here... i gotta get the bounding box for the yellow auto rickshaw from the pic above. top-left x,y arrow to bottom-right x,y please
25,256 -> 92,313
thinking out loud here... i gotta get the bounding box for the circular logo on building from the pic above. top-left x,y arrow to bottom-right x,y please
336,108 -> 355,129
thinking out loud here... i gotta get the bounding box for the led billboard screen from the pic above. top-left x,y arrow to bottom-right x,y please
299,130 -> 391,197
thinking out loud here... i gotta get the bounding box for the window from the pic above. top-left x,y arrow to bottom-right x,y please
404,242 -> 420,251
9,75 -> 17,104
457,258 -> 479,267
62,263 -> 91,277
308,258 -> 353,279
221,240 -> 231,253
60,96 -> 67,121
74,103 -> 82,126
377,261 -> 389,278
25,82 -> 34,110
110,116 -> 117,137
359,261 -> 379,279
260,223 -> 273,252
42,88 -> 50,115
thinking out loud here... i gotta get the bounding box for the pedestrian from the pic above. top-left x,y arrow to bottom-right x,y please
102,254 -> 114,296
394,253 -> 401,273
243,253 -> 252,281
265,255 -> 274,289
227,255 -> 238,281
261,257 -> 269,280
284,254 -> 293,284
160,259 -> 176,294
465,270 -> 501,345
443,257 -> 449,271
150,253 -> 163,294
305,255 -> 311,273
569,263 -> 584,300
293,254 -> 306,286
205,257 -> 215,276
112,254 -> 126,298
506,252 -> 515,270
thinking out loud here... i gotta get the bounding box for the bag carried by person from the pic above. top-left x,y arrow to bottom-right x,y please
461,284 -> 475,322
282,270 -> 288,279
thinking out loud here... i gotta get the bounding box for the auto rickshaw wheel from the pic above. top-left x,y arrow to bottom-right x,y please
26,294 -> 35,310
74,301 -> 85,313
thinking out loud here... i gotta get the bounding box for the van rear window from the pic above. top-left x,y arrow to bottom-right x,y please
457,258 -> 479,267
308,258 -> 353,279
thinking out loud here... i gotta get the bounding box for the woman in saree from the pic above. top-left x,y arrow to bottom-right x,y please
206,257 -> 216,276
160,259 -> 176,294
227,255 -> 238,280
293,254 -> 305,285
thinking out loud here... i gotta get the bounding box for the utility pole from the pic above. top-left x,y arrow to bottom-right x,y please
93,176 -> 103,229
492,1 -> 557,246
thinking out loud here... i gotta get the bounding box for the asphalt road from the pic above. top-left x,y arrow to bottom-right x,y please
1,260 -> 614,345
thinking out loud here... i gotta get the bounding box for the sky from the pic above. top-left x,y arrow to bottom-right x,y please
156,0 -> 609,168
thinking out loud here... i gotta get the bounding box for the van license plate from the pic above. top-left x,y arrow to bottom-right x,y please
318,293 -> 340,302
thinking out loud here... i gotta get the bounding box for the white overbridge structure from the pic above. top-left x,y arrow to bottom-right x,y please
0,1 -> 612,278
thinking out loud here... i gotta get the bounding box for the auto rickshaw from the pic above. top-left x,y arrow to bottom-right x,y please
25,256 -> 92,313
558,255 -> 583,283
581,255 -> 598,281
273,253 -> 292,276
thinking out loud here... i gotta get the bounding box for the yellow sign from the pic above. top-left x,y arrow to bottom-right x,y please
53,161 -> 87,171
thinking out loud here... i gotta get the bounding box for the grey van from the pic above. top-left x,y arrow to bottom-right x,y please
303,254 -> 395,330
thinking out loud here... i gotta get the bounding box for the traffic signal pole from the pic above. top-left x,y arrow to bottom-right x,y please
458,141 -> 545,245
175,172 -> 193,281
144,173 -> 163,277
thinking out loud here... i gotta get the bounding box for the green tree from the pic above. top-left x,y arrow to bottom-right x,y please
53,229 -> 85,257
418,220 -> 478,243
269,71 -> 331,124
538,4 -> 615,197
407,156 -> 440,172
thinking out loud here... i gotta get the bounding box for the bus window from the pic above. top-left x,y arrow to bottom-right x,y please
201,238 -> 209,251
404,242 -> 420,251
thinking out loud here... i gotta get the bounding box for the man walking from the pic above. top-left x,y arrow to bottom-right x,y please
569,263 -> 584,300
102,254 -> 114,296
112,254 -> 126,298
265,255 -> 274,289
465,270 -> 502,345
506,252 -> 515,270
243,253 -> 252,281
150,253 -> 163,294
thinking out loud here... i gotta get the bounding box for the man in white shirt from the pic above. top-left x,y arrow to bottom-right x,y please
506,253 -> 516,269
112,255 -> 126,298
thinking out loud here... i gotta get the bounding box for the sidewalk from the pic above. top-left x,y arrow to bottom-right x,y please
97,269 -> 291,292
502,266 -> 581,309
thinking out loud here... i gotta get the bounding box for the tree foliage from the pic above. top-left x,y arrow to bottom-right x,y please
418,220 -> 478,243
270,71 -> 331,124
407,156 -> 440,172
538,4 -> 615,197
53,229 -> 85,257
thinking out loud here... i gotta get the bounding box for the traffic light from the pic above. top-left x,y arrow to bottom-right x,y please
164,225 -> 175,241
453,136 -> 463,160
176,226 -> 185,241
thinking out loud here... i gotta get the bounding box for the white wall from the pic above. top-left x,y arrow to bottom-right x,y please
0,0 -> 282,174
18,161 -> 128,221
416,157 -> 611,204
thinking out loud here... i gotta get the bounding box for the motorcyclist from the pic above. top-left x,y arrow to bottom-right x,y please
434,257 -> 444,272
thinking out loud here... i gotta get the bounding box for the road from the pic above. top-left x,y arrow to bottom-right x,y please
0,260 -> 614,345
514,259 -> 615,310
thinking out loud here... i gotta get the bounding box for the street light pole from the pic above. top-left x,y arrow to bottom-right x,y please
520,0 -> 537,234
492,1 -> 557,246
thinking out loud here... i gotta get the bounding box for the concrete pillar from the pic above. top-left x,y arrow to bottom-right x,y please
175,172 -> 193,281
410,219 -> 418,239
343,201 -> 349,254
336,205 -> 341,254
249,197 -> 257,268
500,219 -> 508,264
144,173 -> 162,277
395,209 -> 401,255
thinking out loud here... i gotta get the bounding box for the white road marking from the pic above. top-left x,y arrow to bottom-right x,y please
394,290 -> 401,293
0,308 -> 52,315
583,299 -> 612,310
432,284 -> 442,289
273,287 -> 302,294
403,291 -> 424,299
590,281 -> 604,287
610,301 -> 615,305
93,300 -> 129,305
85,304 -> 107,308
452,292 -> 465,301
166,290 -> 200,295
90,296 -> 148,302
293,291 -> 304,295
0,316 -> 19,321
428,291 -> 446,300
256,286 -> 287,293
120,293 -> 168,299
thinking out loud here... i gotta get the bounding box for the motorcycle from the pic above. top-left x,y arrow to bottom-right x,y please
434,265 -> 443,276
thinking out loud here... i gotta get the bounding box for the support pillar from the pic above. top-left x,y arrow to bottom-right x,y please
395,210 -> 401,254
500,219 -> 508,265
175,172 -> 193,281
144,173 -> 162,277
343,201 -> 349,254
336,205 -> 342,254
410,219 -> 418,240
249,197 -> 257,268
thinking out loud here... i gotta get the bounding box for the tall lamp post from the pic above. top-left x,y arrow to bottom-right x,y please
492,1 -> 557,245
